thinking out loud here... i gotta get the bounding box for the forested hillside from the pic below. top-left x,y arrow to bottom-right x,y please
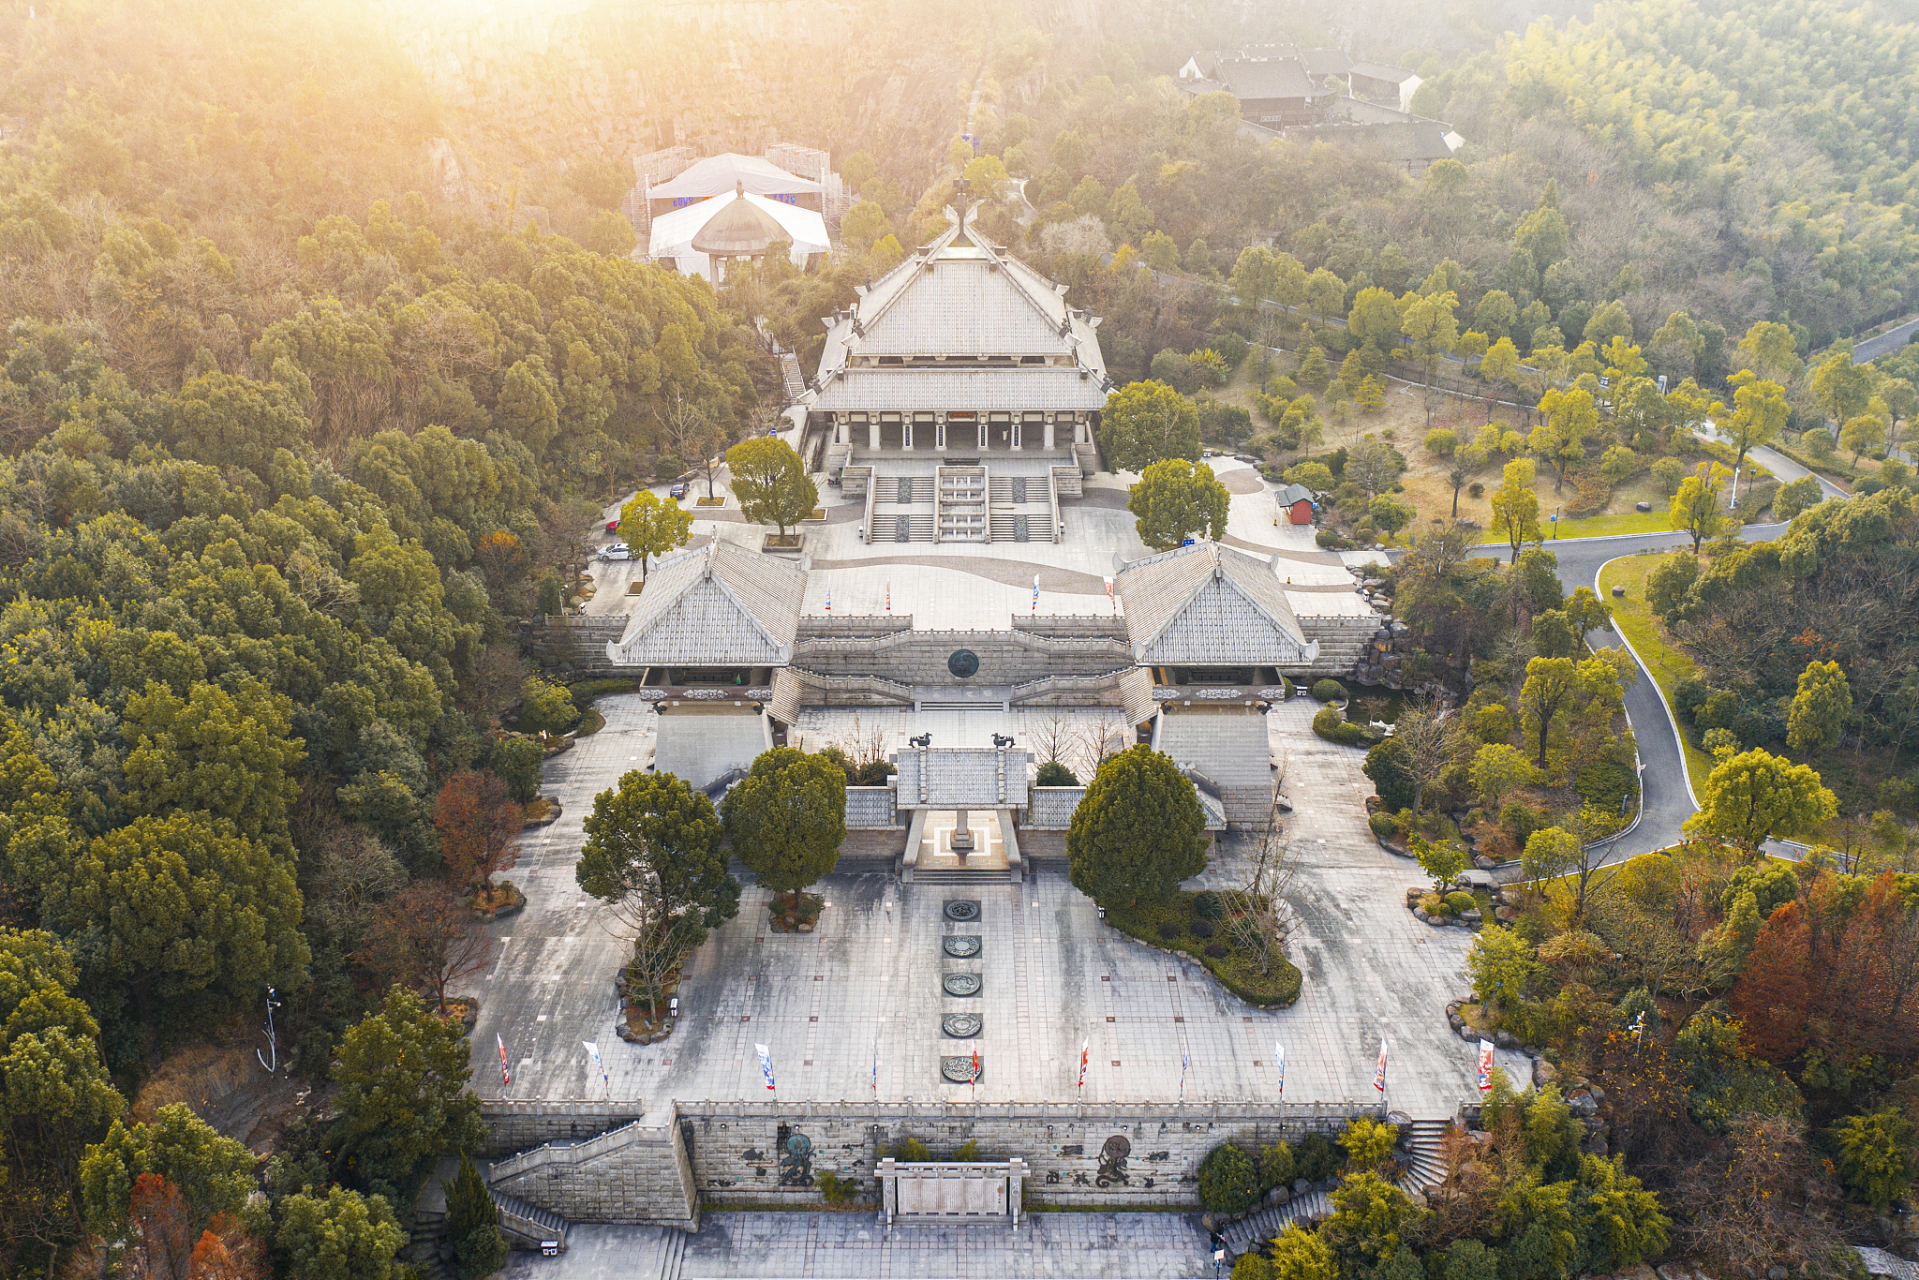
0,2 -> 764,1270
1417,0 -> 1919,344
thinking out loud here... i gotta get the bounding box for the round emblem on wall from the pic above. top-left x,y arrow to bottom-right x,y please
947,649 -> 980,679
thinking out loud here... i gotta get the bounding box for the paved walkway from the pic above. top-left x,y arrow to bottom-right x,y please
504,1212 -> 1222,1280
465,699 -> 1498,1117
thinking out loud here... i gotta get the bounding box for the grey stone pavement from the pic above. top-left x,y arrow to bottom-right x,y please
465,698 -> 1506,1119
504,1212 -> 1223,1280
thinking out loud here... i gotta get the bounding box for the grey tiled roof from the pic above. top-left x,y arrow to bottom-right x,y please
809,366 -> 1111,413
607,540 -> 806,666
1196,788 -> 1228,830
1348,60 -> 1415,84
857,258 -> 1074,357
1025,786 -> 1084,829
892,747 -> 1032,808
1277,483 -> 1314,506
1857,1250 -> 1919,1280
1115,543 -> 1315,666
1216,57 -> 1319,100
807,210 -> 1109,406
844,786 -> 899,829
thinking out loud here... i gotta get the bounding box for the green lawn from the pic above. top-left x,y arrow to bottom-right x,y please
1476,509 -> 1679,545
1596,553 -> 1716,794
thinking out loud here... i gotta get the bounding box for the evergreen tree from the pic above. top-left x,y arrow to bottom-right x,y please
1066,745 -> 1208,906
445,1153 -> 508,1279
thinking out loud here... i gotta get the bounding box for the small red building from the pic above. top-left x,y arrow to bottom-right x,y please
1277,482 -> 1315,525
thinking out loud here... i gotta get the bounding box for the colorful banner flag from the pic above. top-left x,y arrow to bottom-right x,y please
1477,1039 -> 1495,1091
1179,1051 -> 1189,1100
583,1041 -> 610,1096
1374,1037 -> 1389,1093
884,581 -> 891,613
1103,575 -> 1116,614
971,1045 -> 980,1090
1031,573 -> 1040,614
1077,1037 -> 1089,1089
1275,1044 -> 1285,1098
756,1043 -> 776,1092
872,1040 -> 879,1095
496,1033 -> 511,1088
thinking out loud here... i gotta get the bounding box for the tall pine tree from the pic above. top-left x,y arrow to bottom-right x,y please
445,1153 -> 508,1279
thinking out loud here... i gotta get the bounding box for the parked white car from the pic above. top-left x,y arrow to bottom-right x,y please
598,542 -> 632,561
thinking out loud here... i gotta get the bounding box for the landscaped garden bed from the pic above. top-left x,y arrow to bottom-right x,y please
1103,890 -> 1301,1006
466,880 -> 525,921
767,891 -> 825,933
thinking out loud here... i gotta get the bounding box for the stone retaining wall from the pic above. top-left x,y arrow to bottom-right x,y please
481,1099 -> 1379,1223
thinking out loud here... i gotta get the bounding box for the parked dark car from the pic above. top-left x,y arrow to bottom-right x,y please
669,482 -> 689,500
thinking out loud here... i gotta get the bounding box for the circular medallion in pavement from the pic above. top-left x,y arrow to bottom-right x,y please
947,649 -> 980,679
942,1013 -> 982,1038
944,900 -> 980,922
941,1055 -> 982,1083
943,934 -> 981,958
942,972 -> 982,997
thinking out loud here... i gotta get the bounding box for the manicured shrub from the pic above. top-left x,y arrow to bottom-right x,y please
1190,919 -> 1217,939
1205,942 -> 1229,959
1157,920 -> 1182,940
1499,800 -> 1544,846
1193,890 -> 1224,919
1294,1132 -> 1339,1182
1444,891 -> 1477,915
1311,680 -> 1343,703
1368,812 -> 1397,838
1197,1143 -> 1260,1214
891,1136 -> 931,1162
1035,760 -> 1078,786
1257,1141 -> 1295,1191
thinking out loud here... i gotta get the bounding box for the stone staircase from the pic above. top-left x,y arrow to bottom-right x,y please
494,1191 -> 571,1252
401,1205 -> 453,1280
1399,1118 -> 1451,1193
912,863 -> 1016,885
1220,1186 -> 1335,1254
1224,1120 -> 1453,1260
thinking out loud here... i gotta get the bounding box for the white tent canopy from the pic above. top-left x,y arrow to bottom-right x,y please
649,190 -> 829,281
650,152 -> 821,202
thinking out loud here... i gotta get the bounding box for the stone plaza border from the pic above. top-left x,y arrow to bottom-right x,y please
479,1097 -> 1406,1224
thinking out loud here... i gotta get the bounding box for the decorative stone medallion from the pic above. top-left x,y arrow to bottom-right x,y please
941,1055 -> 982,1083
942,972 -> 982,997
947,649 -> 979,679
942,1013 -> 983,1038
942,935 -> 981,958
944,900 -> 980,922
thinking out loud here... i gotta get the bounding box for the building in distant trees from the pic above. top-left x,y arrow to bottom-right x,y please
1176,46 -> 1457,175
633,151 -> 840,280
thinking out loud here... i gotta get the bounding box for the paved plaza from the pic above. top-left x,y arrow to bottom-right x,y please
503,1212 -> 1221,1280
466,699 -> 1509,1120
585,456 -> 1370,631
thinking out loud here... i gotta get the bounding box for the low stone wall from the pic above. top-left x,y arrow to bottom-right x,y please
837,828 -> 909,866
479,1101 -> 650,1158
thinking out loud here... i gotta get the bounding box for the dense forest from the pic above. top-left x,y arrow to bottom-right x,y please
0,1 -> 772,1274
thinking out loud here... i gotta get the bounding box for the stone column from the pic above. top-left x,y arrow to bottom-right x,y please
976,415 -> 987,450
833,415 -> 844,446
868,417 -> 880,449
879,1158 -> 897,1226
1008,1158 -> 1027,1226
951,809 -> 973,853
936,413 -> 947,451
903,415 -> 913,449
1043,415 -> 1056,450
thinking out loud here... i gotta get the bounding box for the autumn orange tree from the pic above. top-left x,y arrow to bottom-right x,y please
432,771 -> 523,893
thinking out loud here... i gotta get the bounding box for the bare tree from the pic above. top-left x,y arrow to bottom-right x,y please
361,880 -> 495,1014
1221,821 -> 1299,978
1394,700 -> 1462,818
1076,709 -> 1128,776
621,913 -> 700,1023
1029,708 -> 1075,768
